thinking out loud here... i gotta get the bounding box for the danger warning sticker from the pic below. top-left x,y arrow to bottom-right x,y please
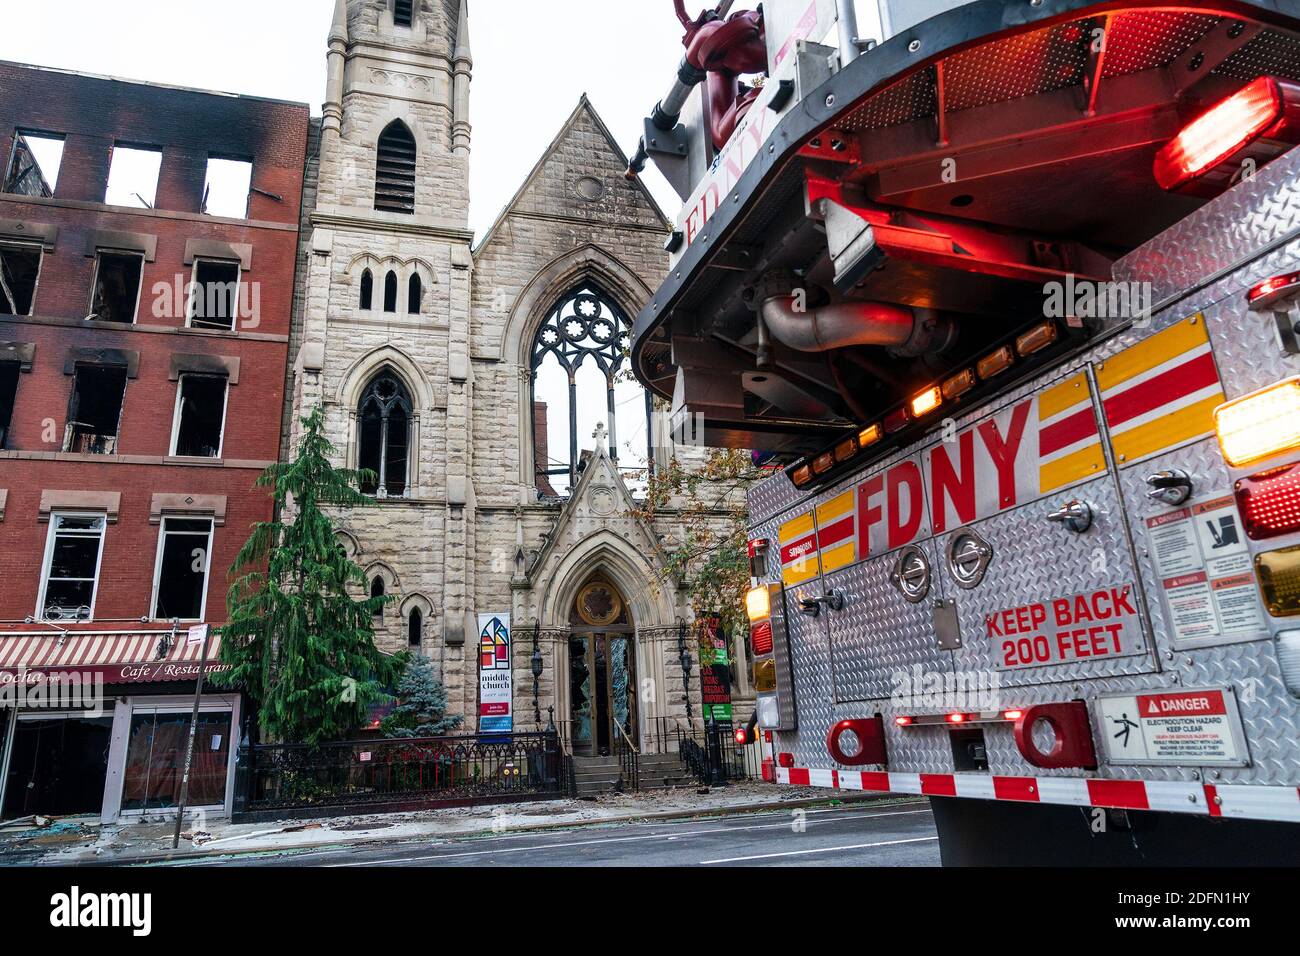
1097,686 -> 1249,766
1144,495 -> 1267,648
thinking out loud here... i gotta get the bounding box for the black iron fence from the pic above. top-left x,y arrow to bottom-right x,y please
649,716 -> 762,785
233,731 -> 565,820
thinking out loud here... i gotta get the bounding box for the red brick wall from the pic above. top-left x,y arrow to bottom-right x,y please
0,63 -> 308,632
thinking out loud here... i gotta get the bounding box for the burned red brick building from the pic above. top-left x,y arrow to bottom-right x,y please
0,62 -> 308,823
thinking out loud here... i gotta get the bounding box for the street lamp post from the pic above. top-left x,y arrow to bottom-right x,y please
530,622 -> 543,728
677,621 -> 694,722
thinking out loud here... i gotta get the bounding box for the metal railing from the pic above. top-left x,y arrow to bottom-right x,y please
233,731 -> 564,819
648,715 -> 763,785
613,721 -> 639,792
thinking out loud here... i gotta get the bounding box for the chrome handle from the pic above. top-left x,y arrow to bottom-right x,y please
1146,469 -> 1193,505
1047,499 -> 1093,534
799,588 -> 847,617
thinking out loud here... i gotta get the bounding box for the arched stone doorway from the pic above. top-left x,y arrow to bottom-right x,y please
566,573 -> 637,756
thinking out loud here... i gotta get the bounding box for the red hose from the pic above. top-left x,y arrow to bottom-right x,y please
681,8 -> 766,149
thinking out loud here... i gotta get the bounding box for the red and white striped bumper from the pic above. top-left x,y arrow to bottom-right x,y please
777,767 -> 1300,824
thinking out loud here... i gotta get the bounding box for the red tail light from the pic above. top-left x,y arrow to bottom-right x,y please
777,751 -> 795,768
734,728 -> 749,745
1249,272 -> 1300,310
750,619 -> 774,656
1237,464 -> 1300,540
1155,77 -> 1300,193
894,716 -> 913,727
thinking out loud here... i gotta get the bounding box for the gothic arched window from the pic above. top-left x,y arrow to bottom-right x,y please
408,274 -> 422,314
375,120 -> 416,214
370,576 -> 385,619
358,372 -> 412,498
408,608 -> 422,647
359,269 -> 374,310
530,285 -> 653,497
383,271 -> 398,313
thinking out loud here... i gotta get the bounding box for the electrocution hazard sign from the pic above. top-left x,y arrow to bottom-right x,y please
1097,687 -> 1248,766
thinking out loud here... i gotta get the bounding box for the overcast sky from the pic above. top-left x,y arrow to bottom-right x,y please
0,0 -> 686,237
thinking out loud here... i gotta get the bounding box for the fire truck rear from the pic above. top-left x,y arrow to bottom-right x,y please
629,0 -> 1300,863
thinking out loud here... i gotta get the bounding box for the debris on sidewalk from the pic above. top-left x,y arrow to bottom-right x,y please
16,781 -> 888,866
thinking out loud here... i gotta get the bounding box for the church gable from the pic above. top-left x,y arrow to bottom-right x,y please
478,99 -> 667,259
527,424 -> 667,587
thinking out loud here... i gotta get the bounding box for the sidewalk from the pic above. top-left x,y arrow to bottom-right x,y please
1,782 -> 901,866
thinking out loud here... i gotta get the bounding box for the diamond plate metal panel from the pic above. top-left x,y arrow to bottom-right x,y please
824,546 -> 954,703
1115,139 -> 1300,307
779,577 -> 839,769
941,472 -> 1159,687
748,470 -> 809,526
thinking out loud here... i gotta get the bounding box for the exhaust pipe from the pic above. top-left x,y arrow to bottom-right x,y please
759,294 -> 955,357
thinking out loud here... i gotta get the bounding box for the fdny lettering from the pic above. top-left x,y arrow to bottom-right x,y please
858,398 -> 1037,557
681,109 -> 775,248
986,586 -> 1140,669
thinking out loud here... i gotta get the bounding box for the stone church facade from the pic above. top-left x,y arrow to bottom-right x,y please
285,0 -> 751,752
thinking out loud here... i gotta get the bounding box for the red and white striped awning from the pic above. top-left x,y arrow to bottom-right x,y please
0,630 -> 226,685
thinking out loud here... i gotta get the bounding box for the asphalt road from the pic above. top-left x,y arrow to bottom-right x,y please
146,799 -> 940,867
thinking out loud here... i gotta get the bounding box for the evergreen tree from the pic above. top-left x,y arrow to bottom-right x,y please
212,407 -> 403,745
380,655 -> 464,738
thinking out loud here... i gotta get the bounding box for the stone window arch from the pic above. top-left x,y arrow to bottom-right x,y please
408,607 -> 422,647
530,284 -> 652,496
357,371 -> 412,498
359,269 -> 374,310
383,270 -> 398,313
408,273 -> 422,315
370,576 -> 386,619
375,120 -> 416,214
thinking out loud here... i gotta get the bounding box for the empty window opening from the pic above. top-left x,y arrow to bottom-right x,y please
394,0 -> 415,29
105,145 -> 162,209
202,157 -> 253,219
0,243 -> 40,316
4,131 -> 65,197
64,364 -> 127,455
188,259 -> 241,330
408,274 -> 422,314
88,250 -> 144,323
360,269 -> 374,310
152,517 -> 214,621
374,121 -> 416,214
171,374 -> 228,458
371,577 -> 386,619
39,514 -> 107,622
408,608 -> 422,647
358,372 -> 411,498
0,361 -> 18,449
383,271 -> 398,313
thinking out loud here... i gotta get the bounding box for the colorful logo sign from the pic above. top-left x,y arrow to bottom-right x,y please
477,613 -> 513,734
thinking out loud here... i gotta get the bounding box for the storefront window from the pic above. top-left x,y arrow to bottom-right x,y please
2,714 -> 113,818
120,710 -> 231,812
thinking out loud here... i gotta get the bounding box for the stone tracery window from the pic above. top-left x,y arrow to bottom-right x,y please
530,285 -> 652,497
357,371 -> 412,499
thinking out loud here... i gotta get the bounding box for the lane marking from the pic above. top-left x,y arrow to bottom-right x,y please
699,835 -> 939,865
325,808 -> 934,867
